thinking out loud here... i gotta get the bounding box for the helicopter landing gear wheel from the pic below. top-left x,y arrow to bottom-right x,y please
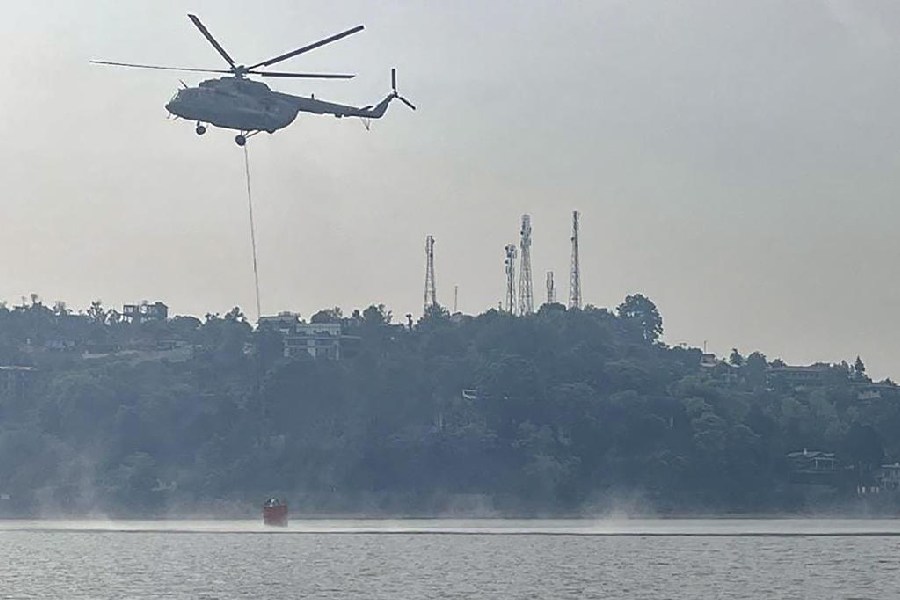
195,124 -> 207,136
235,134 -> 247,146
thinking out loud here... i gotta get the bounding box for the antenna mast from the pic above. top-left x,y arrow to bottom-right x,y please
546,271 -> 556,304
569,210 -> 582,310
424,235 -> 436,314
453,285 -> 459,313
504,244 -> 518,314
518,214 -> 534,315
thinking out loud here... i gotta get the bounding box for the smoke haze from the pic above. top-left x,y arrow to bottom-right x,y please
2,1 -> 900,375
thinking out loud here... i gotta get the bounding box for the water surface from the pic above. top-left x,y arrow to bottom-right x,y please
1,519 -> 897,598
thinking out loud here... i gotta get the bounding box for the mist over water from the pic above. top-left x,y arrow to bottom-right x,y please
2,519 -> 899,598
5,518 -> 900,536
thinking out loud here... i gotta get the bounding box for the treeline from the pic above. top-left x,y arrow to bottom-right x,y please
0,295 -> 898,516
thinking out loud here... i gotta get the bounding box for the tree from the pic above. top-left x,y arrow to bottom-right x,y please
743,351 -> 767,387
853,356 -> 866,378
537,302 -> 567,315
310,307 -> 343,324
729,348 -> 744,367
362,304 -> 392,326
87,300 -> 107,324
616,294 -> 663,342
224,307 -> 246,323
418,303 -> 450,328
843,423 -> 884,471
52,301 -> 69,317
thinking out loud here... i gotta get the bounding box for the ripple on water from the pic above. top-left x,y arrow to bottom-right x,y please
0,520 -> 899,598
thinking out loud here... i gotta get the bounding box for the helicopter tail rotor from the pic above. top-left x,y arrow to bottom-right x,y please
391,68 -> 416,111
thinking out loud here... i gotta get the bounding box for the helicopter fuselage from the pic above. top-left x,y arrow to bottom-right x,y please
165,76 -> 398,136
166,77 -> 302,133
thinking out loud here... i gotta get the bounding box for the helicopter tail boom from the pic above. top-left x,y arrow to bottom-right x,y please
351,68 -> 416,119
288,68 -> 415,120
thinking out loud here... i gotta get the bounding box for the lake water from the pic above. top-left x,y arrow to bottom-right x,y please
1,519 -> 899,598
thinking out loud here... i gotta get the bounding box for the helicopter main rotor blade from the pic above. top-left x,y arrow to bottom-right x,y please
249,70 -> 355,79
90,60 -> 233,74
187,14 -> 236,69
247,25 -> 364,71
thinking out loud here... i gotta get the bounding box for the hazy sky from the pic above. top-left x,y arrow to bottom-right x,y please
2,1 -> 900,377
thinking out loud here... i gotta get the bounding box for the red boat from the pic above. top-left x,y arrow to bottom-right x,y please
262,498 -> 288,527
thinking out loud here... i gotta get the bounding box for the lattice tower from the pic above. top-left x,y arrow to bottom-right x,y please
424,235 -> 436,314
518,214 -> 534,315
569,210 -> 582,309
504,243 -> 518,314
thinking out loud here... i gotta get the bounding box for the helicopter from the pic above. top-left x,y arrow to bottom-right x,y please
92,14 -> 415,146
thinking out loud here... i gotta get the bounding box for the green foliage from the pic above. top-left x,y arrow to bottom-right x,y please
310,307 -> 343,324
0,294 -> 897,515
362,304 -> 392,326
616,294 -> 663,342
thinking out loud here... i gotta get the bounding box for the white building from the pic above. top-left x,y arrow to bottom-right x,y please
284,323 -> 343,359
258,312 -> 301,335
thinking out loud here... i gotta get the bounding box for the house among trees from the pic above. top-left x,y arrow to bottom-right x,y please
257,307 -> 375,360
257,312 -> 301,335
878,464 -> 900,492
788,449 -> 837,473
0,365 -> 35,400
122,301 -> 169,323
284,323 -> 343,359
699,353 -> 718,368
855,382 -> 899,401
787,449 -> 839,485
767,364 -> 833,388
258,313 -> 346,359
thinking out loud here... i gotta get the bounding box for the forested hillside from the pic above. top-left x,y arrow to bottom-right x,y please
0,295 -> 897,516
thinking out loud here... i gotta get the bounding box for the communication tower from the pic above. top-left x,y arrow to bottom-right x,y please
569,210 -> 582,309
518,214 -> 534,315
453,285 -> 459,313
504,244 -> 518,314
424,235 -> 436,314
546,271 -> 556,304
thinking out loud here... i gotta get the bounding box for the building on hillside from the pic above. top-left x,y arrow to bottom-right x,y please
44,339 -> 77,352
854,382 -> 899,401
123,301 -> 169,323
767,364 -> 832,388
258,312 -> 301,335
82,342 -> 121,356
0,366 -> 36,400
786,449 -> 843,486
284,323 -> 344,359
787,449 -> 837,473
700,353 -> 718,368
879,463 -> 900,492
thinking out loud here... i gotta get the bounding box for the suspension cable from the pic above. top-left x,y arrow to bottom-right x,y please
243,144 -> 262,322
